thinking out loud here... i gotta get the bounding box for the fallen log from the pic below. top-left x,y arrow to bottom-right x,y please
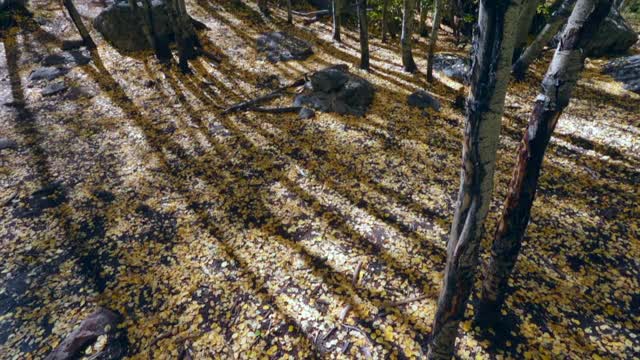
247,106 -> 302,113
222,77 -> 306,115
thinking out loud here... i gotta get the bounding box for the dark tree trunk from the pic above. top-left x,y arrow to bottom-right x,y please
168,0 -> 200,73
401,0 -> 417,72
426,0 -> 443,82
358,0 -> 369,70
427,1 -> 529,359
512,0 -> 577,79
287,0 -> 292,23
141,0 -> 172,61
478,0 -> 613,322
62,0 -> 97,49
382,0 -> 390,42
512,0 -> 541,62
418,0 -> 428,36
332,0 -> 341,42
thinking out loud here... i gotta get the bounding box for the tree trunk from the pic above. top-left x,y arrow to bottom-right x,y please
401,0 -> 417,72
512,0 -> 541,62
382,0 -> 390,42
418,0 -> 428,36
332,0 -> 341,42
62,0 -> 97,49
141,0 -> 172,61
168,0 -> 200,73
287,0 -> 292,23
426,1 -> 528,359
478,0 -> 612,323
512,0 -> 577,79
426,0 -> 443,82
358,0 -> 370,70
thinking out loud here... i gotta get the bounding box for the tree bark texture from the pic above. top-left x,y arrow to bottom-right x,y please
332,0 -> 341,42
478,0 -> 613,321
426,1 -> 529,359
512,0 -> 578,79
426,0 -> 443,82
167,0 -> 200,72
513,0 -> 541,62
419,0 -> 428,35
401,0 -> 417,72
358,0 -> 370,70
382,0 -> 390,42
62,0 -> 97,49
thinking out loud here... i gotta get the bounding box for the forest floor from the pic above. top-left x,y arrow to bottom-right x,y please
1,1 -> 639,359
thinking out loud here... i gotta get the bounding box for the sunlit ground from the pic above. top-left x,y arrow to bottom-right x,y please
1,1 -> 639,359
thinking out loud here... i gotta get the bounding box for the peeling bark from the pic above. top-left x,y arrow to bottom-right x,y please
479,0 -> 613,321
512,0 -> 578,79
427,1 -> 529,358
401,0 -> 417,72
426,0 -> 443,82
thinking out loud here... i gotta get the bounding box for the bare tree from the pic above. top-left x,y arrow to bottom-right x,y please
332,0 -> 341,42
512,0 -> 577,79
478,0 -> 613,322
358,0 -> 370,70
427,0 -> 530,358
62,0 -> 97,49
426,0 -> 443,82
401,0 -> 417,72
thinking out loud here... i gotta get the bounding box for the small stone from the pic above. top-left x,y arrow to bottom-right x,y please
28,67 -> 66,82
64,86 -> 94,100
0,138 -> 18,151
407,90 -> 441,112
299,107 -> 315,119
432,54 -> 470,84
256,32 -> 313,63
42,53 -> 68,66
42,82 -> 68,96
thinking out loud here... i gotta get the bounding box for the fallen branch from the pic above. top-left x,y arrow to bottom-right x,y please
222,77 -> 306,115
291,9 -> 330,17
383,294 -> 428,307
247,106 -> 302,113
338,304 -> 352,322
352,260 -> 364,287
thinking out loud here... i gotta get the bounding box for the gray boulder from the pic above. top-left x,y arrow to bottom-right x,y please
602,54 -> 640,93
553,7 -> 637,57
407,90 -> 441,112
29,67 -> 66,82
432,54 -> 470,84
257,32 -> 313,63
585,7 -> 637,57
294,65 -> 374,117
93,0 -> 173,52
